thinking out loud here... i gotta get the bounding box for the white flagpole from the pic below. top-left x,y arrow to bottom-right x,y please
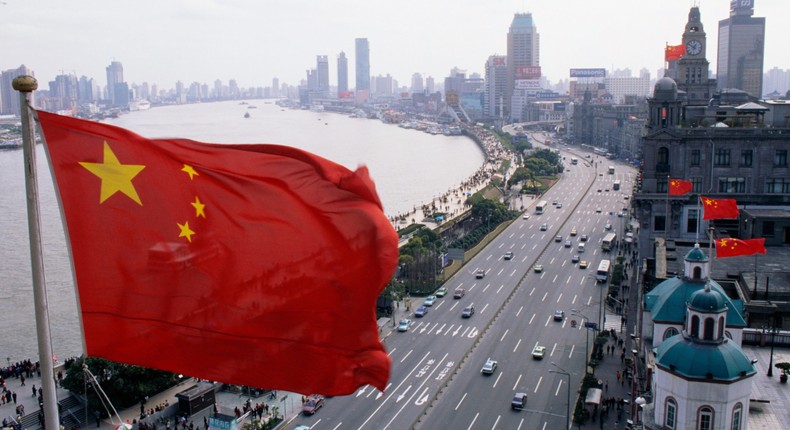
14,75 -> 60,430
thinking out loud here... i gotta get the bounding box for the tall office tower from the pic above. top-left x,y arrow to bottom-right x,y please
411,73 -> 424,94
272,77 -> 280,98
355,38 -> 370,92
425,76 -> 435,94
484,55 -> 507,119
717,0 -> 765,97
229,79 -> 240,99
105,61 -> 124,106
50,73 -> 79,111
214,79 -> 223,99
78,76 -> 95,103
506,13 -> 540,121
337,52 -> 348,94
316,55 -> 329,97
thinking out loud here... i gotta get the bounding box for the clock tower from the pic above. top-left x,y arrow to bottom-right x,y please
677,7 -> 716,105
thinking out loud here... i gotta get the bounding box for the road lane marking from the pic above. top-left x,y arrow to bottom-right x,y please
516,306 -> 523,317
491,415 -> 501,430
567,275 -> 572,284
549,257 -> 555,265
580,277 -> 585,285
435,323 -> 446,335
493,372 -> 503,388
449,302 -> 459,311
481,303 -> 489,314
529,313 -> 535,324
387,347 -> 396,356
552,274 -> 558,283
486,255 -> 492,261
545,315 -> 551,327
483,283 -> 490,293
513,374 -> 522,391
497,268 -> 504,276
551,343 -> 557,356
383,352 -> 449,430
455,393 -> 467,411
427,323 -> 438,335
534,376 -> 542,393
572,294 -> 578,304
529,287 -> 535,296
568,344 -> 575,359
510,269 -> 517,277
557,293 -> 563,303
555,379 -> 564,396
467,412 -> 479,430
587,296 -> 592,306
497,284 -> 504,294
542,292 -> 548,302
400,350 -> 412,363
444,324 -> 456,336
532,244 -> 537,250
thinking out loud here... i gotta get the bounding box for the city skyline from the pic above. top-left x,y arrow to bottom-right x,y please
2,0 -> 789,91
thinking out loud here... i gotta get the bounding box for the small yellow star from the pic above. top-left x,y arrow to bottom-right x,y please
79,142 -> 145,205
178,221 -> 195,242
191,196 -> 206,218
182,164 -> 199,180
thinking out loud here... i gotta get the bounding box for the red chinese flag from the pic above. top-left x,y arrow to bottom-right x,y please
665,44 -> 685,61
668,179 -> 693,196
715,238 -> 767,258
701,196 -> 740,220
37,111 -> 397,396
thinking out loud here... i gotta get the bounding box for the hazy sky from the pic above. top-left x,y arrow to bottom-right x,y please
2,0 -> 788,90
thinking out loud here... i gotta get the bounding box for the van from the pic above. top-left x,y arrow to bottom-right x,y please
577,243 -> 586,253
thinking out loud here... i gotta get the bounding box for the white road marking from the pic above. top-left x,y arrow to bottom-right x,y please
513,338 -> 522,353
455,393 -> 467,411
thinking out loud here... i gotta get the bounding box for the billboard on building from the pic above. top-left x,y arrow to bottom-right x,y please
492,56 -> 506,66
338,91 -> 354,99
515,66 -> 541,79
515,79 -> 541,90
570,68 -> 607,78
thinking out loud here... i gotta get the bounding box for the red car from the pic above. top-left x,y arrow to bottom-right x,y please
454,288 -> 466,299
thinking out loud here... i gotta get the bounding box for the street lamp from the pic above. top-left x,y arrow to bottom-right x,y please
766,314 -> 779,377
635,396 -> 646,425
550,362 -> 571,430
571,309 -> 596,373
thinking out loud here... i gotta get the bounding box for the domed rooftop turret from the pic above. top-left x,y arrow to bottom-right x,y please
655,334 -> 755,381
653,77 -> 678,102
685,244 -> 708,262
688,284 -> 727,313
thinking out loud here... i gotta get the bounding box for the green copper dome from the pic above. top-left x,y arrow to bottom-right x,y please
684,244 -> 709,262
688,287 -> 727,312
655,335 -> 755,381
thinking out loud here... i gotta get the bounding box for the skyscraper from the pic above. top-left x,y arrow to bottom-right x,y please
484,55 -> 507,119
717,0 -> 765,97
506,13 -> 540,121
355,38 -> 370,92
105,61 -> 124,106
316,55 -> 329,97
410,73 -> 424,94
337,52 -> 348,94
0,64 -> 34,115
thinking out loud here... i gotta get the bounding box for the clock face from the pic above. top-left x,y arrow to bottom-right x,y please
686,40 -> 702,56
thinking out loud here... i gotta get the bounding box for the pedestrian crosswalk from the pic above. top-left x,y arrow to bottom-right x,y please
603,310 -> 622,334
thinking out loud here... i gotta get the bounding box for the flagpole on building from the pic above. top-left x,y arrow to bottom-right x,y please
665,175 -> 670,240
696,195 -> 702,243
14,75 -> 60,430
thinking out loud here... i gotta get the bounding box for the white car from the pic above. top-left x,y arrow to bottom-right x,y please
423,295 -> 437,306
481,358 -> 498,375
522,214 -> 530,220
397,319 -> 412,332
531,345 -> 546,359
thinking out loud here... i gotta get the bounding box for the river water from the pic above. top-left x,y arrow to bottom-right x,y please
0,100 -> 484,363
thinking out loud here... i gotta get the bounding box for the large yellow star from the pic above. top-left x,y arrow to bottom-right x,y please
191,196 -> 206,218
178,221 -> 195,242
79,142 -> 145,205
182,164 -> 199,180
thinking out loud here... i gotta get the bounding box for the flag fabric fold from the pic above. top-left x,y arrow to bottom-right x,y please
668,179 -> 693,196
36,110 -> 397,396
665,44 -> 685,61
701,196 -> 740,220
715,238 -> 767,258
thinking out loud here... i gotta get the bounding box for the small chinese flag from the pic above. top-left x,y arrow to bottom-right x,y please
668,179 -> 693,196
715,238 -> 767,258
665,44 -> 686,61
701,196 -> 740,220
36,110 -> 397,396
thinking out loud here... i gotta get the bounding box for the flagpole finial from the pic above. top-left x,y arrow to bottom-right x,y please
12,75 -> 38,92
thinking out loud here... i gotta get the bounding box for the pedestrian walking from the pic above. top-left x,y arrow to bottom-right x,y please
605,380 -> 608,392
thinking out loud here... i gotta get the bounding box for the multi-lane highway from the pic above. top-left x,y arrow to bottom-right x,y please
288,143 -> 636,430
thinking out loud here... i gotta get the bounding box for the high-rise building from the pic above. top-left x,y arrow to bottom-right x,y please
337,52 -> 348,94
484,55 -> 507,119
316,55 -> 329,97
355,38 -> 370,92
105,61 -> 124,106
272,77 -> 280,98
675,7 -> 717,106
506,13 -> 540,121
411,73 -> 424,94
717,0 -> 765,97
425,76 -> 435,94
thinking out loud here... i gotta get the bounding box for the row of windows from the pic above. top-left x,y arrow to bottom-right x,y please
687,149 -> 788,168
656,177 -> 790,194
664,399 -> 743,430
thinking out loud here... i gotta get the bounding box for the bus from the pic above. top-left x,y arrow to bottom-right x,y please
608,166 -> 615,174
613,180 -> 621,191
535,200 -> 548,214
601,233 -> 617,252
571,157 -> 578,165
596,260 -> 611,283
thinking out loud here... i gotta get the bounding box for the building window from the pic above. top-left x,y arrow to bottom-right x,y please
691,178 -> 703,193
740,150 -> 753,167
666,398 -> 677,429
774,150 -> 788,167
657,178 -> 668,193
691,315 -> 700,338
655,215 -> 666,232
718,177 -> 745,193
714,149 -> 730,167
698,406 -> 714,430
687,208 -> 699,233
762,221 -> 775,238
693,267 -> 702,279
704,318 -> 715,340
718,316 -> 724,339
663,327 -> 680,340
731,404 -> 742,430
766,178 -> 790,194
691,149 -> 701,166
